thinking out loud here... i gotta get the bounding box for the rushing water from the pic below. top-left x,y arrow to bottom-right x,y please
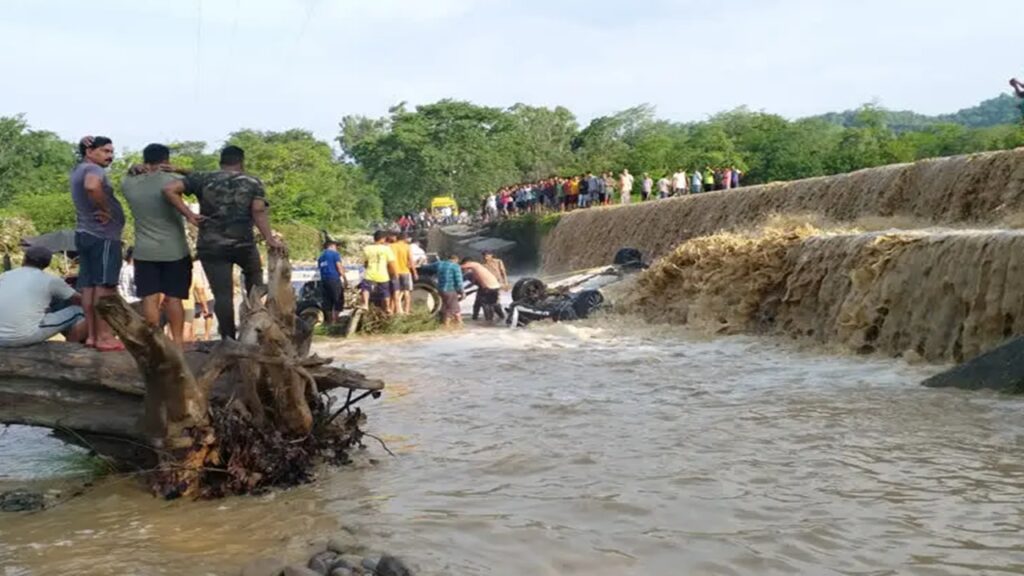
2,319 -> 1024,575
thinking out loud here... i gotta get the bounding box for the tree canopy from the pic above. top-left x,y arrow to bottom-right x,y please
2,92 -> 1023,229
341,96 -> 1024,216
0,124 -> 383,239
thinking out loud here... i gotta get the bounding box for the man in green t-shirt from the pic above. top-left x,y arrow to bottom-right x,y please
122,143 -> 192,345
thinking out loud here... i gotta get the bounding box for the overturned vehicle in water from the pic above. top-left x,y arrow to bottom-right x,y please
507,248 -> 645,327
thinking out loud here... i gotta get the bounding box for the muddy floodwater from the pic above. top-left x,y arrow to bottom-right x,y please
2,320 -> 1024,575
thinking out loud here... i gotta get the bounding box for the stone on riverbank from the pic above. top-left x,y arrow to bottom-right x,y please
307,551 -> 339,575
327,531 -> 364,555
284,566 -> 321,576
375,554 -> 414,576
0,489 -> 46,512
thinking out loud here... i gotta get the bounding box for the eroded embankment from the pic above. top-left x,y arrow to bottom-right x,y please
542,148 -> 1024,274
619,226 -> 1024,363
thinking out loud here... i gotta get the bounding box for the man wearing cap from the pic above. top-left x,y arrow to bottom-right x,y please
0,246 -> 87,347
71,135 -> 126,351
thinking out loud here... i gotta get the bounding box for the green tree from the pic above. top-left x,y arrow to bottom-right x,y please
227,129 -> 380,228
341,100 -> 519,216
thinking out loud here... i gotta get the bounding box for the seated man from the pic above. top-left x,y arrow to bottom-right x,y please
0,246 -> 87,348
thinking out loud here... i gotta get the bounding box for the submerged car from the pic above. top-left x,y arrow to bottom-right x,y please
506,248 -> 645,327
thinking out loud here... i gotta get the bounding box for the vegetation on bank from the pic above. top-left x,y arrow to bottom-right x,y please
489,212 -> 563,265
315,308 -> 439,337
340,97 -> 1024,216
2,93 -> 1022,236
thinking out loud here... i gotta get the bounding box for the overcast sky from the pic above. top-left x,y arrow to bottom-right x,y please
2,0 -> 1020,150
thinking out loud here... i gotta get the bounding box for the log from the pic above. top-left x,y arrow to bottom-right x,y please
0,342 -> 382,451
3,245 -> 384,498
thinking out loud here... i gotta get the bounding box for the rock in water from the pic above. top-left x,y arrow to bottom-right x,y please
921,336 -> 1024,392
329,569 -> 353,576
308,551 -> 339,575
0,490 -> 45,512
375,554 -> 414,576
337,555 -> 364,571
327,532 -> 363,555
240,557 -> 288,576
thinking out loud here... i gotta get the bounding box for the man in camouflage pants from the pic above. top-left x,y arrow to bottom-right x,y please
163,145 -> 284,339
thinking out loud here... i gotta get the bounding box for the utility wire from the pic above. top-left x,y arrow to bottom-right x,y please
194,0 -> 204,101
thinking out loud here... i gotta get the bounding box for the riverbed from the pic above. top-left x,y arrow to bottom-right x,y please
2,319 -> 1023,575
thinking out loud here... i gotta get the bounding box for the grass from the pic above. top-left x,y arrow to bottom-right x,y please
315,308 -> 440,338
53,450 -> 117,480
491,212 -> 563,263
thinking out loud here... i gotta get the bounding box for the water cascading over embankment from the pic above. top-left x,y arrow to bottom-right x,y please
619,226 -> 1024,363
541,148 -> 1024,274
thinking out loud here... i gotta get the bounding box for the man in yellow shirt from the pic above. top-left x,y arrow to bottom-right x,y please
360,230 -> 397,312
388,232 -> 418,315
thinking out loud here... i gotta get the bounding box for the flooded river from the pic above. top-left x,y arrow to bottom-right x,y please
2,320 -> 1024,575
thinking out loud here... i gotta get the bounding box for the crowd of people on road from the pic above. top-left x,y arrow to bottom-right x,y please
481,167 -> 743,221
0,136 -> 283,351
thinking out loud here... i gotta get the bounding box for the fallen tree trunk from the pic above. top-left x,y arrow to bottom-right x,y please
0,247 -> 384,498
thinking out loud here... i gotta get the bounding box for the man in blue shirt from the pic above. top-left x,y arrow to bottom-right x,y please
317,240 -> 345,324
421,254 -> 464,328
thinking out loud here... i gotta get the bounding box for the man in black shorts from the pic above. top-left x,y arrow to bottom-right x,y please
317,240 -> 345,324
70,136 -> 125,351
122,144 -> 192,345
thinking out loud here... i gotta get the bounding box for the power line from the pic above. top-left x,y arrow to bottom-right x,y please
283,0 -> 319,81
194,0 -> 204,101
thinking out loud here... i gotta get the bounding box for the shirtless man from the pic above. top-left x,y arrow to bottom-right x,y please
461,258 -> 504,322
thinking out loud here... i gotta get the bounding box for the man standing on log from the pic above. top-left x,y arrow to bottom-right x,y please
123,144 -> 192,345
163,145 -> 284,340
0,246 -> 87,347
71,136 -> 126,352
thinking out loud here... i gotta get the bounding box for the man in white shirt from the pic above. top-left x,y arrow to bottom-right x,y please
619,169 -> 634,205
671,170 -> 688,196
0,246 -> 87,347
657,176 -> 671,199
410,241 -> 428,267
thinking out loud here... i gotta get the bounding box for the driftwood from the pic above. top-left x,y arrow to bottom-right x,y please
0,247 -> 383,498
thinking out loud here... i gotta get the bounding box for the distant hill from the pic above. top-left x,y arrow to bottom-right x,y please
813,94 -> 1020,132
